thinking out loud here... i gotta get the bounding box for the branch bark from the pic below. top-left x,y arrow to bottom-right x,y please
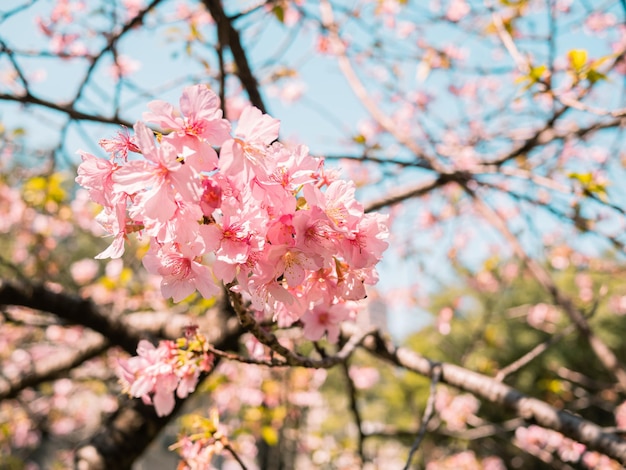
202,0 -> 266,112
0,280 -> 144,354
355,327 -> 626,465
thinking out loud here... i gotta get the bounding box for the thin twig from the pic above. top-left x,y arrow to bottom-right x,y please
224,442 -> 249,470
341,361 -> 366,463
403,364 -> 442,470
227,288 -> 374,368
350,325 -> 626,465
465,186 -> 626,390
495,324 -> 576,382
318,0 -> 442,173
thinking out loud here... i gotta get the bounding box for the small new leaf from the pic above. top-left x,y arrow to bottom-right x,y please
568,49 -> 588,74
273,5 -> 285,23
568,172 -> 608,201
515,64 -> 547,91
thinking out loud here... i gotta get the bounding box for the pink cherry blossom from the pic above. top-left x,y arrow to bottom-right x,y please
77,85 -> 389,350
143,242 -> 219,302
75,151 -> 118,207
218,105 -> 281,181
118,333 -> 214,417
98,126 -> 140,161
446,0 -> 470,23
144,84 -> 231,147
301,302 -> 352,343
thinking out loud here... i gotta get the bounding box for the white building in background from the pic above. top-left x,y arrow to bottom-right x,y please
358,293 -> 389,334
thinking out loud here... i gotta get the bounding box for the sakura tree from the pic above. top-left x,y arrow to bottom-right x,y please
2,0 -> 626,468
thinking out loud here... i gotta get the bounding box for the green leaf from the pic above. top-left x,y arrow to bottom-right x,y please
587,69 -> 608,84
353,134 -> 367,144
515,64 -> 547,91
272,5 -> 285,23
568,172 -> 608,200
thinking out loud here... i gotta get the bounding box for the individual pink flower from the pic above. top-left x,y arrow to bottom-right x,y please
304,180 -> 364,234
435,388 -> 480,431
123,0 -> 143,19
143,241 -> 219,302
340,212 -> 389,269
118,335 -> 214,417
218,105 -> 280,181
118,340 -> 178,417
98,126 -> 140,161
112,122 -> 199,225
0,182 -> 26,232
201,212 -> 264,280
110,55 -> 140,79
199,177 -> 222,216
70,258 -> 99,285
348,366 -> 380,390
301,302 -> 352,343
75,151 -> 118,207
246,275 -> 299,318
94,201 -> 133,259
265,245 -> 324,288
144,84 -> 231,147
585,12 -> 616,35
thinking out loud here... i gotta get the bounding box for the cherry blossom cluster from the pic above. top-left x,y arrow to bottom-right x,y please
118,329 -> 214,417
77,84 -> 389,340
515,424 -> 621,468
169,409 -> 235,470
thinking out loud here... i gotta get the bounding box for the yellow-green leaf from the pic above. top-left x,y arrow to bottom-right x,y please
273,5 -> 285,23
568,49 -> 588,74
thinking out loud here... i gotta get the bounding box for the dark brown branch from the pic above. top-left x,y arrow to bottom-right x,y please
364,175 -> 450,213
489,114 -> 626,166
0,332 -> 108,400
341,361 -> 366,463
227,288 -> 372,368
73,0 -> 166,102
73,395 -> 183,470
202,0 -> 266,112
0,308 -> 241,400
0,280 -> 144,354
0,92 -> 133,127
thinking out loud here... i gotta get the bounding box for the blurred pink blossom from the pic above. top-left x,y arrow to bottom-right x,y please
109,55 -> 141,79
584,12 -> 616,34
527,303 -> 560,331
446,0 -> 470,22
348,366 -> 380,390
70,258 -> 99,285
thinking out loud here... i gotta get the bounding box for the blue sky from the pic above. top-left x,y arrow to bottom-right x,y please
3,0 -> 626,339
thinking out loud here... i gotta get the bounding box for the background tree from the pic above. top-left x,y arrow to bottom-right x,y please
2,0 -> 626,468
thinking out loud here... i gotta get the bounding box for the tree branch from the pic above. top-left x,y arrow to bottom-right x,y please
466,190 -> 626,390
202,0 -> 266,112
355,327 -> 626,465
0,92 -> 133,128
0,280 -> 143,354
0,332 -> 108,400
